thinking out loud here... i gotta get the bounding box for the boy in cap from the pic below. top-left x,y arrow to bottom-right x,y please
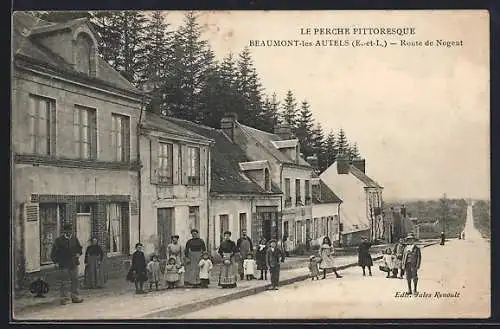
402,233 -> 422,294
266,239 -> 285,290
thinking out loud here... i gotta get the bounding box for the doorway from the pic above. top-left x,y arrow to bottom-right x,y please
262,213 -> 272,241
76,213 -> 92,277
157,208 -> 174,260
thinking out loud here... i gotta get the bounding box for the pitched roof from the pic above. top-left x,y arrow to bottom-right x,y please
237,123 -> 311,167
312,180 -> 343,204
163,117 -> 282,195
142,112 -> 212,143
349,165 -> 383,188
12,12 -> 140,95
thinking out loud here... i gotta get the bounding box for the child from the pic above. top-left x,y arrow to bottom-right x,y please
243,253 -> 257,280
198,251 -> 213,288
164,257 -> 180,289
382,248 -> 396,278
30,277 -> 49,298
126,243 -> 148,294
308,255 -> 320,281
255,238 -> 268,280
147,255 -> 161,291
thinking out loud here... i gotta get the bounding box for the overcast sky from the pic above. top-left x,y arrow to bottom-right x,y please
161,10 -> 489,200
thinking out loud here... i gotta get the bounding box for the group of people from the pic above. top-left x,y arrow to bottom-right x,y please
380,233 -> 422,294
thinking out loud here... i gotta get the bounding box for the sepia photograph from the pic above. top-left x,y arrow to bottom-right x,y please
11,9 -> 490,320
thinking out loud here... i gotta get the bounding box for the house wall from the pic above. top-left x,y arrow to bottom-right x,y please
12,68 -> 141,284
320,165 -> 370,232
139,135 -> 210,256
311,202 -> 340,241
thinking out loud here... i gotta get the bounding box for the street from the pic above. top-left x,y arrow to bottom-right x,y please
171,205 -> 490,319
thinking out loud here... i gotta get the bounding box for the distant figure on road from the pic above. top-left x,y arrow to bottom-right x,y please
402,233 -> 422,294
462,232 -> 466,240
318,236 -> 342,279
358,236 -> 373,276
308,255 -> 321,280
255,238 -> 268,280
184,229 -> 207,288
218,231 -> 238,288
266,239 -> 285,290
236,229 -> 253,281
50,223 -> 84,305
440,232 -> 445,245
393,238 -> 406,278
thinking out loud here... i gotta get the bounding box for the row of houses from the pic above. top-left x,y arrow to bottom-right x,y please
11,12 -> 388,282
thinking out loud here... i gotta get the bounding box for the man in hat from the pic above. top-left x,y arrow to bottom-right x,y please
266,239 -> 285,290
236,229 -> 253,280
50,223 -> 84,304
402,233 -> 421,294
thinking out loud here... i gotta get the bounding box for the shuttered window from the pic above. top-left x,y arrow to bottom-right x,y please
28,95 -> 55,156
158,142 -> 173,184
73,105 -> 97,160
111,113 -> 130,162
187,146 -> 200,185
39,203 -> 65,265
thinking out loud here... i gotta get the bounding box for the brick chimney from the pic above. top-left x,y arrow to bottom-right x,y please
274,123 -> 293,140
351,158 -> 366,173
336,153 -> 350,175
220,112 -> 238,141
306,155 -> 319,170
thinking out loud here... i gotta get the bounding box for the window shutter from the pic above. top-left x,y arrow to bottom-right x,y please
172,144 -> 179,185
150,138 -> 159,184
23,202 -> 40,273
50,102 -> 56,157
181,144 -> 188,185
90,110 -> 97,160
199,146 -> 207,186
122,117 -> 130,162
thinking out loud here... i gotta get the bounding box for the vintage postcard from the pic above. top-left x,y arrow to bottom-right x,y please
11,10 -> 490,320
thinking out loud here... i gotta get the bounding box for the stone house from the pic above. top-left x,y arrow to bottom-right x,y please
310,178 -> 343,246
163,116 -> 282,255
220,114 -> 315,252
12,12 -> 144,284
320,156 -> 385,244
139,111 -> 214,258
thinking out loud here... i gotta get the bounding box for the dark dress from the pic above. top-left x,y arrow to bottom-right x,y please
255,244 -> 268,270
184,238 -> 207,286
358,241 -> 373,267
218,239 -> 238,288
84,244 -> 106,288
127,251 -> 148,282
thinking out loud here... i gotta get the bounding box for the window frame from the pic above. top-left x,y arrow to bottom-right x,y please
295,179 -> 302,205
188,206 -> 200,232
111,113 -> 130,162
28,94 -> 55,156
187,146 -> 201,185
106,202 -> 124,256
239,213 -> 247,234
219,214 -> 229,244
39,203 -> 64,266
158,142 -> 174,185
73,105 -> 97,160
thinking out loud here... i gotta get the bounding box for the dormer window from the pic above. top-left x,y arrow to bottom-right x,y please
74,32 -> 97,76
239,160 -> 271,192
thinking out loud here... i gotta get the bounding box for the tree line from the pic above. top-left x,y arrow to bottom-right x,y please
32,10 -> 363,173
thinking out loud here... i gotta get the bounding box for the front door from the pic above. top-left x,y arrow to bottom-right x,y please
76,213 -> 92,277
262,213 -> 272,242
157,208 -> 174,260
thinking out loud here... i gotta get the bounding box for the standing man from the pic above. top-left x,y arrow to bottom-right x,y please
402,233 -> 422,295
440,231 -> 445,245
393,238 -> 406,278
236,229 -> 253,280
266,239 -> 285,290
50,223 -> 84,305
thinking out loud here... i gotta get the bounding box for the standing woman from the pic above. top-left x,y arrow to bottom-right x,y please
84,237 -> 106,289
184,229 -> 206,288
255,238 -> 268,280
167,235 -> 184,287
318,236 -> 343,279
218,231 -> 238,288
358,236 -> 373,276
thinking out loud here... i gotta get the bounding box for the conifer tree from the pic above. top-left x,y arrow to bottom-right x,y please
295,100 -> 315,157
324,130 -> 337,167
348,143 -> 361,160
281,90 -> 298,131
336,128 -> 349,158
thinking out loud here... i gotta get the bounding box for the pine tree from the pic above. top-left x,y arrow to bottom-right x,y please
348,142 -> 361,160
167,11 -> 215,122
281,90 -> 298,130
36,11 -> 91,22
260,93 -> 280,133
295,100 -> 315,157
324,130 -> 337,167
311,123 -> 326,172
236,47 -> 264,127
336,128 -> 349,158
91,11 -> 122,70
